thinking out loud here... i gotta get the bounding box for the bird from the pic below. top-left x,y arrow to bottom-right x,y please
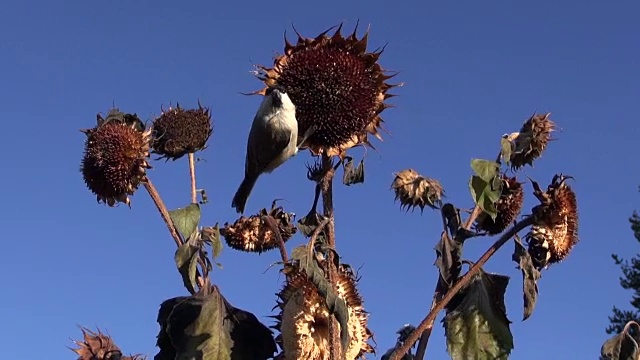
231,86 -> 314,214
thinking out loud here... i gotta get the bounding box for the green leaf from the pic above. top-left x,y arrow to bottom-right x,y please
202,224 -> 223,264
443,269 -> 513,360
342,157 -> 365,186
601,321 -> 640,360
291,245 -> 350,352
169,203 -> 201,239
500,137 -> 513,165
155,287 -> 277,360
174,243 -> 200,294
469,175 -> 503,220
470,159 -> 500,182
512,237 -> 541,321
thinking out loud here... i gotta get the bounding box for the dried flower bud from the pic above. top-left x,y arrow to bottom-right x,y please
391,169 -> 444,211
152,103 -> 213,160
526,174 -> 579,270
274,264 -> 374,359
510,113 -> 555,170
221,205 -> 296,254
71,327 -> 145,360
80,112 -> 152,207
475,175 -> 524,235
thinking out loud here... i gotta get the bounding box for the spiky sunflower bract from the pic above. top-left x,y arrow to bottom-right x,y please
71,327 -> 145,360
510,113 -> 555,170
391,169 -> 444,212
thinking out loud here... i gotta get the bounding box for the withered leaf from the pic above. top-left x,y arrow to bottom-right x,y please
443,269 -> 513,360
155,287 -> 277,360
297,210 -> 328,238
169,203 -> 201,239
202,224 -> 223,269
601,321 -> 640,360
342,156 -> 365,186
291,245 -> 350,351
500,137 -> 513,165
512,237 -> 540,321
434,231 -> 462,288
174,242 -> 200,295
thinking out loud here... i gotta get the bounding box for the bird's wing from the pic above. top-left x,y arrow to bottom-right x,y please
245,113 -> 292,177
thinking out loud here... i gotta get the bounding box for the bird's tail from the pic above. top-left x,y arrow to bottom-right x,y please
231,175 -> 258,214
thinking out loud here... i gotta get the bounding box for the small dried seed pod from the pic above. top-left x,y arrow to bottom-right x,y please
475,175 -> 524,235
525,174 -> 579,270
273,264 -> 374,359
71,327 -> 145,360
151,103 -> 213,160
391,169 -> 444,211
220,205 -> 296,254
510,113 -> 555,170
80,113 -> 152,207
255,23 -> 399,157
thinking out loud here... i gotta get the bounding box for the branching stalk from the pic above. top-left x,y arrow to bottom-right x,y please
387,216 -> 534,360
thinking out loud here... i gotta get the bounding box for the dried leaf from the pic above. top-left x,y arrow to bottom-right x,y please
343,157 -> 365,186
174,242 -> 200,294
469,175 -> 503,220
169,203 -> 201,239
297,210 -> 328,237
443,269 -> 513,360
202,224 -> 223,266
500,137 -> 514,165
155,287 -> 277,360
434,231 -> 462,288
512,237 -> 540,320
291,245 -> 350,351
601,321 -> 640,360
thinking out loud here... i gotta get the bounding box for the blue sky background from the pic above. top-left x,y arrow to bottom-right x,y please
1,0 -> 638,359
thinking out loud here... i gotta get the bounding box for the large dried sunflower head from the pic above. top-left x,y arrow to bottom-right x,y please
273,263 -> 374,359
71,327 -> 146,360
391,169 -> 444,211
151,102 -> 213,160
255,23 -> 398,157
220,204 -> 296,254
526,174 -> 578,270
510,113 -> 555,170
81,111 -> 152,207
475,175 -> 524,235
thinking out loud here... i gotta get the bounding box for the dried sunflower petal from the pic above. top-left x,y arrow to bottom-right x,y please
391,169 -> 444,211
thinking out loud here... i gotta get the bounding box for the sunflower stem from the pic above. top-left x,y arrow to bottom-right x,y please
413,152 -> 501,360
143,178 -> 206,292
263,215 -> 289,262
387,216 -> 534,360
188,152 -> 197,204
320,153 -> 341,360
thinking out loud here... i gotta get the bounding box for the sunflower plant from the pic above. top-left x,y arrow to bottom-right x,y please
72,23 -> 590,360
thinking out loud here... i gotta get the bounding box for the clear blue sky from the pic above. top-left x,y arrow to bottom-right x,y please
1,0 -> 638,359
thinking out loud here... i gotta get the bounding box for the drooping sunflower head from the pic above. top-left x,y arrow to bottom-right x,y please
151,102 -> 213,161
526,174 -> 579,270
80,110 -> 152,207
273,263 -> 374,359
71,327 -> 146,360
475,175 -> 524,235
391,169 -> 444,212
220,204 -> 297,254
510,113 -> 555,170
255,23 -> 398,157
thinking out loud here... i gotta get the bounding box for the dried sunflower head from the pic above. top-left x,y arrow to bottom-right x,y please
273,263 -> 374,359
81,111 -> 152,207
475,175 -> 524,235
510,113 -> 555,170
526,174 -> 579,270
71,327 -> 146,360
255,23 -> 398,157
221,204 -> 296,254
391,169 -> 444,211
151,102 -> 213,160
